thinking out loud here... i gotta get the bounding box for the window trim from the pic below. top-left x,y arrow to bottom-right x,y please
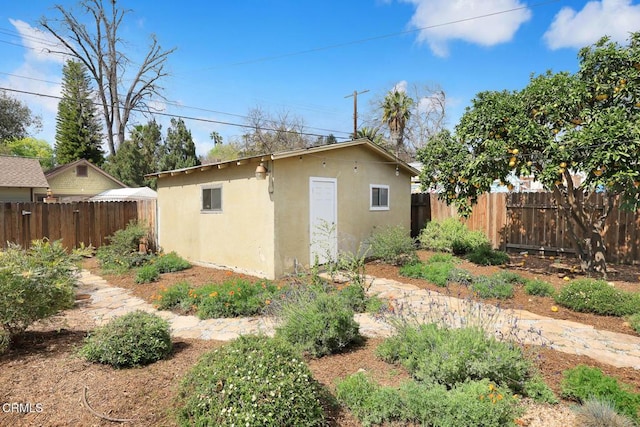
369,184 -> 390,211
201,184 -> 223,213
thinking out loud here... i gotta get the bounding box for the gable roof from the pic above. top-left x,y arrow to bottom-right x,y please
0,155 -> 49,188
148,138 -> 420,178
45,159 -> 127,187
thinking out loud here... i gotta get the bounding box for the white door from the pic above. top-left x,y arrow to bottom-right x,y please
309,177 -> 337,265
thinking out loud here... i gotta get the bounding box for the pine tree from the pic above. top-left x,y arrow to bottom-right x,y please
158,118 -> 200,171
55,60 -> 104,165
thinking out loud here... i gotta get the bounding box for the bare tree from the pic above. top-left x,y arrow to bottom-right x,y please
41,0 -> 175,156
241,107 -> 310,155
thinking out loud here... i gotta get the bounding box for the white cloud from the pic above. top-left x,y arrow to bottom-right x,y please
9,19 -> 70,64
402,0 -> 531,57
544,0 -> 640,49
393,80 -> 408,92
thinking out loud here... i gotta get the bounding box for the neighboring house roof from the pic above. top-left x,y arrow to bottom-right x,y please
45,159 -> 127,188
0,155 -> 49,188
147,138 -> 421,178
89,187 -> 157,201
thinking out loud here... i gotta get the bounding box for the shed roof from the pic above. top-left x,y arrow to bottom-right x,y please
0,155 -> 49,188
148,138 -> 420,178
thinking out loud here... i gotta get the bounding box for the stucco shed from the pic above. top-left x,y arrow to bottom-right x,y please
150,139 -> 419,279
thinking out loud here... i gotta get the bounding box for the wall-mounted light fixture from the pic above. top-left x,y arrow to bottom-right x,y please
255,162 -> 268,180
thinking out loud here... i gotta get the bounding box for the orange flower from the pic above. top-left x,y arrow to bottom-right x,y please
210,291 -> 218,297
229,291 -> 235,296
265,299 -> 271,305
225,271 -> 233,276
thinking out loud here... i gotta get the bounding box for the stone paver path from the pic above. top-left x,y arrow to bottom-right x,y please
76,270 -> 640,370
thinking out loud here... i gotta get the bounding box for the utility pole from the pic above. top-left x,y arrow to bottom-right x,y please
344,89 -> 369,139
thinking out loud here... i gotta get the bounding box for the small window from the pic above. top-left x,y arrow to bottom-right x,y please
202,186 -> 222,212
370,184 -> 389,210
76,165 -> 88,177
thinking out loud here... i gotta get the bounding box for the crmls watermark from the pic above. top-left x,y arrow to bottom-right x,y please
2,402 -> 44,413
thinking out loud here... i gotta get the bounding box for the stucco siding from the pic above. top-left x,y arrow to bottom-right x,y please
272,146 -> 412,276
157,163 -> 275,278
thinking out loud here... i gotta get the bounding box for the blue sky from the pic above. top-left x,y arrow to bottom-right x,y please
1,0 -> 639,157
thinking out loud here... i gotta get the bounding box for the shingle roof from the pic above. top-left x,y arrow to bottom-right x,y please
0,156 -> 49,188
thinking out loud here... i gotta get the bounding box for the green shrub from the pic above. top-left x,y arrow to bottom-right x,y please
419,218 -> 490,254
195,279 -> 279,319
0,328 -> 10,355
493,270 -> 526,284
522,374 -> 559,404
79,310 -> 172,368
336,373 -> 523,427
177,335 -> 327,427
629,313 -> 640,334
153,281 -> 194,313
467,243 -> 510,266
524,279 -> 556,297
426,252 -> 458,264
447,267 -> 475,286
574,398 -> 636,427
338,284 -> 367,313
134,264 -> 160,284
561,365 -> 640,422
0,239 -> 78,340
335,372 -> 403,426
399,260 -> 456,287
554,279 -> 640,316
154,251 -> 191,273
471,275 -> 515,299
368,225 -> 417,265
376,324 -> 531,393
96,221 -> 151,272
275,290 -> 360,357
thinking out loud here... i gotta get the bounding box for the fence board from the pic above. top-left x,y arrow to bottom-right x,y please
414,191 -> 640,264
0,201 -> 156,252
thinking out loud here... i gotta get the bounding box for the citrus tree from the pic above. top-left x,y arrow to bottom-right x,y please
418,33 -> 640,277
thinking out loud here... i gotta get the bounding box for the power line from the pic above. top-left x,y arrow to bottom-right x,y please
190,0 -> 561,72
0,86 -> 352,139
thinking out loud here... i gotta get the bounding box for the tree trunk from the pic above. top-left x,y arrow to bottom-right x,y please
574,227 -> 607,279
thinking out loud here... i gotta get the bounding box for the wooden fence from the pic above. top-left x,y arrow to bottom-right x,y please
0,200 -> 157,252
415,192 -> 640,264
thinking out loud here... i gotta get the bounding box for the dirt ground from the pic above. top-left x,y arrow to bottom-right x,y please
1,252 -> 639,426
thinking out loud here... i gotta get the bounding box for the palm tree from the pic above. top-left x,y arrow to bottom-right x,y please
356,126 -> 385,145
381,89 -> 414,156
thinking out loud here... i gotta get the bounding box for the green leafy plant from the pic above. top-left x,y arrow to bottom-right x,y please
154,251 -> 191,273
274,289 -> 360,358
399,254 -> 459,287
0,239 -> 78,345
561,365 -> 640,422
467,243 -> 510,266
524,278 -> 556,297
574,398 -> 636,427
376,324 -> 531,393
152,281 -> 193,313
447,267 -> 475,286
522,374 -> 559,404
176,335 -> 328,427
79,310 -> 172,368
419,218 -> 490,254
336,373 -> 524,427
555,279 -> 640,316
134,264 -> 160,284
471,275 -> 515,299
195,279 -> 279,319
368,225 -> 417,265
628,313 -> 640,334
96,221 -> 151,273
